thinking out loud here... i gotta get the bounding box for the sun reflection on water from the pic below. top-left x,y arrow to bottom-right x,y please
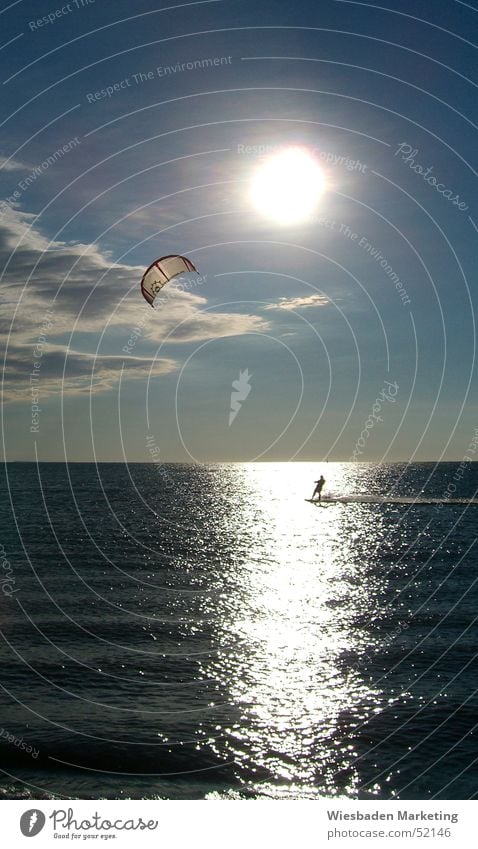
204,463 -> 388,798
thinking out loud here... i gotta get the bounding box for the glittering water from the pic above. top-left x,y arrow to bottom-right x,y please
0,462 -> 477,799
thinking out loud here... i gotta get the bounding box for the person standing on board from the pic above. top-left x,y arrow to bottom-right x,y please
312,474 -> 326,502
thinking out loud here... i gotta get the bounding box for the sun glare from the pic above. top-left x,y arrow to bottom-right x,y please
250,147 -> 326,225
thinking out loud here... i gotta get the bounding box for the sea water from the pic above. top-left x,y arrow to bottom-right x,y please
0,462 -> 477,800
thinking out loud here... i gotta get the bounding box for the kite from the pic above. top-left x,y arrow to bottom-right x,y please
140,254 -> 198,307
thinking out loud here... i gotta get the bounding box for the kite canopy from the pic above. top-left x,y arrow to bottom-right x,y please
140,254 -> 198,306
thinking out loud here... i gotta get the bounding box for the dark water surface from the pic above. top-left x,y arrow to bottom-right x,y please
0,462 -> 477,799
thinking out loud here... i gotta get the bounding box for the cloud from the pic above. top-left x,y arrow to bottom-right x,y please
0,207 -> 269,333
265,294 -> 329,310
0,206 -> 270,401
148,309 -> 268,343
3,344 -> 178,402
0,155 -> 27,173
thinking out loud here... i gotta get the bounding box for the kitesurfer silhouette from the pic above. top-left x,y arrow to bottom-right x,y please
312,474 -> 326,502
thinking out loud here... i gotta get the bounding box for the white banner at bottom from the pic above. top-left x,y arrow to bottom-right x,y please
1,799 -> 476,849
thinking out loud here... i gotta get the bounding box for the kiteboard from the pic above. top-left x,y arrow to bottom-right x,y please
305,498 -> 329,507
305,495 -> 478,506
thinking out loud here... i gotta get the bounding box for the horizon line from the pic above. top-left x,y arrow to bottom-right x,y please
1,459 -> 475,465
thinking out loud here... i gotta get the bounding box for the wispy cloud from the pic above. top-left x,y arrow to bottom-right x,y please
265,294 -> 329,311
3,344 -> 178,402
0,155 -> 27,173
160,311 -> 267,343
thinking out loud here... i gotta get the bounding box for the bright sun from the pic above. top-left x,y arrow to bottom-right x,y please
250,147 -> 326,225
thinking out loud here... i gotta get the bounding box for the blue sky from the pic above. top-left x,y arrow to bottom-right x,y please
0,0 -> 476,462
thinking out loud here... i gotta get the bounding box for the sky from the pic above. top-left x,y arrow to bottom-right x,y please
0,0 -> 476,463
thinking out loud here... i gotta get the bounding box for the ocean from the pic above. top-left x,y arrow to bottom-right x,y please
0,461 -> 477,800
